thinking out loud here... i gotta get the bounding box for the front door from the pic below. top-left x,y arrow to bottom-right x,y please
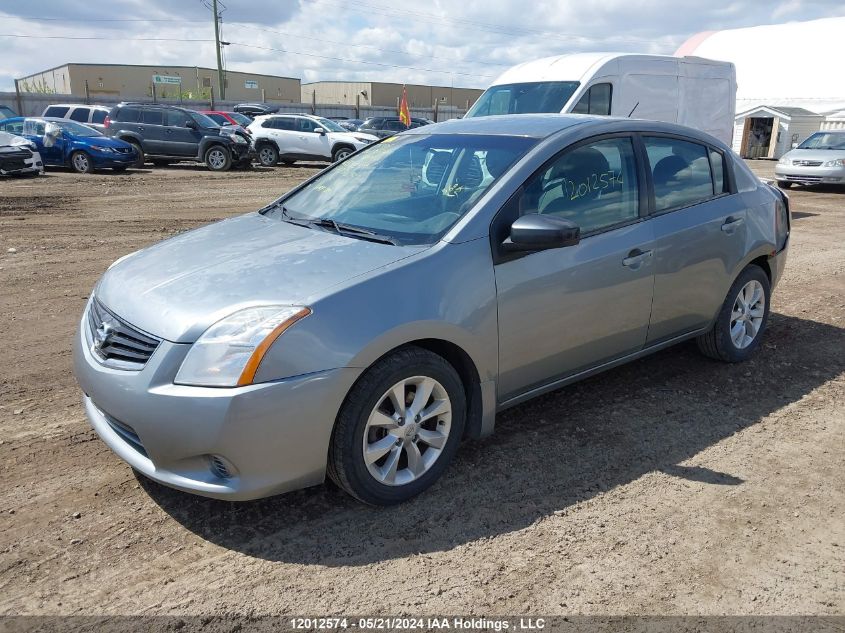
164,110 -> 203,157
296,117 -> 331,159
494,135 -> 655,401
24,119 -> 64,165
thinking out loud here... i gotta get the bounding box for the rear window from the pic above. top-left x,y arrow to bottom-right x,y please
44,106 -> 70,118
69,108 -> 90,122
116,107 -> 141,123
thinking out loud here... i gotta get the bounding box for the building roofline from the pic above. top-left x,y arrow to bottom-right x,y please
301,80 -> 483,90
18,63 -> 300,82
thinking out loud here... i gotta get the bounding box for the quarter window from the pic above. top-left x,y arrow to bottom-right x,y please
643,137 -> 714,212
116,107 -> 141,123
709,149 -> 728,194
521,136 -> 639,234
91,110 -> 107,124
571,83 -> 613,116
69,108 -> 90,122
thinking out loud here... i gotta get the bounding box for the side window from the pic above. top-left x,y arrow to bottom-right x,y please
142,109 -> 164,125
523,136 -> 639,234
166,110 -> 188,126
571,83 -> 613,116
644,137 -> 714,212
298,118 -> 317,132
206,113 -> 226,125
69,108 -> 90,122
44,106 -> 70,118
91,110 -> 107,124
2,120 -> 24,134
117,107 -> 140,123
709,148 -> 728,194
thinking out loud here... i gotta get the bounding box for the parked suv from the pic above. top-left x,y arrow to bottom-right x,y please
104,103 -> 253,171
358,116 -> 434,138
42,104 -> 111,133
247,114 -> 378,166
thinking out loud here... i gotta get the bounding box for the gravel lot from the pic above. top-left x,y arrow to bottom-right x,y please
0,160 -> 842,616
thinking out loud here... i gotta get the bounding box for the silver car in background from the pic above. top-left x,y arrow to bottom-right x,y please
775,130 -> 845,188
74,115 -> 790,505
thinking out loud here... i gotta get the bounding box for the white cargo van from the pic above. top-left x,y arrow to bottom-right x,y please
465,53 -> 737,145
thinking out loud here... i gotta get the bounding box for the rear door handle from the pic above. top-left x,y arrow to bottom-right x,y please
622,248 -> 653,268
721,216 -> 744,233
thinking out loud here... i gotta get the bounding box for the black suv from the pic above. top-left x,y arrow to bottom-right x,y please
104,103 -> 253,171
358,116 -> 434,139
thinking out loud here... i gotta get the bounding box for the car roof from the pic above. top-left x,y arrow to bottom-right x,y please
45,103 -> 109,109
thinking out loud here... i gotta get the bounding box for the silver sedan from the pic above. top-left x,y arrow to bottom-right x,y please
74,115 -> 790,505
775,130 -> 845,188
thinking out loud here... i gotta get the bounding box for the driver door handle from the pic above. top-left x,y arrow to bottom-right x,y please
622,248 -> 653,268
721,216 -> 744,233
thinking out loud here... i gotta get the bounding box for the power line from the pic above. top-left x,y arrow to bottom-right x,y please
0,34 -> 214,42
229,41 -> 494,78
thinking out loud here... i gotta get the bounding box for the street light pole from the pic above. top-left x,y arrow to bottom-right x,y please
212,0 -> 225,100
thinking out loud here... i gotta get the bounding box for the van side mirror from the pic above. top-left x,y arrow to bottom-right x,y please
503,214 -> 580,252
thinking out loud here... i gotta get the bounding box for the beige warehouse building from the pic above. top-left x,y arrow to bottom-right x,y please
302,81 -> 483,109
17,63 -> 301,103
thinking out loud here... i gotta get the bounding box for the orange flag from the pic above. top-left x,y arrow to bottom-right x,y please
399,85 -> 411,128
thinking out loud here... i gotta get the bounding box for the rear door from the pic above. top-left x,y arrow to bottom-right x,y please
641,135 -> 748,345
140,108 -> 167,154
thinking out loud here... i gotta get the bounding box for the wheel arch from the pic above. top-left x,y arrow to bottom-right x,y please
331,142 -> 356,157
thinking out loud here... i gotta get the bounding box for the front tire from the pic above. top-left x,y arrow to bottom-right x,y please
777,180 -> 792,189
204,145 -> 232,171
332,145 -> 354,162
257,144 -> 279,167
697,264 -> 771,362
70,151 -> 93,174
328,347 -> 466,505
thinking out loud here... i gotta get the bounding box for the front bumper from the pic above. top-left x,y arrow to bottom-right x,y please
230,142 -> 255,162
73,303 -> 361,500
775,164 -> 845,185
90,150 -> 137,168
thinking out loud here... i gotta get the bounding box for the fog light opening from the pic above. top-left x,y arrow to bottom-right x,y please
208,454 -> 236,480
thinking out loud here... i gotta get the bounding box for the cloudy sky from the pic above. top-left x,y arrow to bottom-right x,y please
1,0 -> 844,92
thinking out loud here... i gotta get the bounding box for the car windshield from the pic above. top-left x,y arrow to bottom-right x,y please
266,133 -> 537,245
228,112 -> 252,126
189,111 -> 220,128
315,117 -> 348,133
797,132 -> 845,150
55,120 -> 102,137
466,81 -> 581,117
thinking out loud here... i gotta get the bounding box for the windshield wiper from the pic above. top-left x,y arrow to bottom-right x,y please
310,217 -> 399,245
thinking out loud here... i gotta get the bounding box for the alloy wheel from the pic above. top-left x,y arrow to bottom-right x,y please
207,149 -> 227,170
362,376 -> 452,486
730,279 -> 765,349
72,153 -> 90,172
259,147 -> 276,165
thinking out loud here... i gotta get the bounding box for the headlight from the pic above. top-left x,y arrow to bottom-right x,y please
823,158 -> 845,167
90,145 -> 115,153
778,155 -> 791,164
231,134 -> 247,144
354,136 -> 373,144
175,306 -> 311,387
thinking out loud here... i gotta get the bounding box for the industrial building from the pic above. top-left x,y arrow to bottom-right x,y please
301,81 -> 483,109
16,63 -> 301,103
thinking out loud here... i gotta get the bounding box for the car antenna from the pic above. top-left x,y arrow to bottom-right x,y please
628,102 -> 640,118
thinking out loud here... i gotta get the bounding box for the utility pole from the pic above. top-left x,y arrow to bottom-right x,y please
212,0 -> 225,100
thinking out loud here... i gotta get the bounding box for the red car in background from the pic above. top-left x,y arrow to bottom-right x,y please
201,111 -> 254,137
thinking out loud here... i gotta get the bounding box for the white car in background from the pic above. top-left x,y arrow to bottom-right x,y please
0,130 -> 43,176
248,114 -> 378,166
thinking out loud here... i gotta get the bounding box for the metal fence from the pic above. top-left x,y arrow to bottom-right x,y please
0,92 -> 467,122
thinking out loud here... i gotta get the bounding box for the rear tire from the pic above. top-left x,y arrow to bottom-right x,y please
777,180 -> 792,189
328,346 -> 466,505
204,145 -> 232,171
697,264 -> 771,363
257,144 -> 279,167
70,151 -> 93,174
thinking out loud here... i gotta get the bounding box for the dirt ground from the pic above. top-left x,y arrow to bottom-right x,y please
0,160 -> 842,616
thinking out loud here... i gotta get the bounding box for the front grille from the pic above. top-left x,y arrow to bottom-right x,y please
793,160 -> 822,167
87,298 -> 160,368
101,408 -> 147,457
1,159 -> 26,171
785,174 -> 823,183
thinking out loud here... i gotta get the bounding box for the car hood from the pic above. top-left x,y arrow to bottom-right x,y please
781,148 -> 845,162
74,134 -> 132,149
332,131 -> 378,143
0,131 -> 32,149
96,212 -> 426,342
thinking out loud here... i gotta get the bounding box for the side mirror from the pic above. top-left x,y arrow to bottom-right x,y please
503,214 -> 580,252
185,120 -> 198,130
314,127 -> 326,135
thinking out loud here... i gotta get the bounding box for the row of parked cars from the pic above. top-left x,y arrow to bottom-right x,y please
0,101 -> 436,176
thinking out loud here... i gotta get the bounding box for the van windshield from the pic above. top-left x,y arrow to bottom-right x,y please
466,81 -> 580,117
